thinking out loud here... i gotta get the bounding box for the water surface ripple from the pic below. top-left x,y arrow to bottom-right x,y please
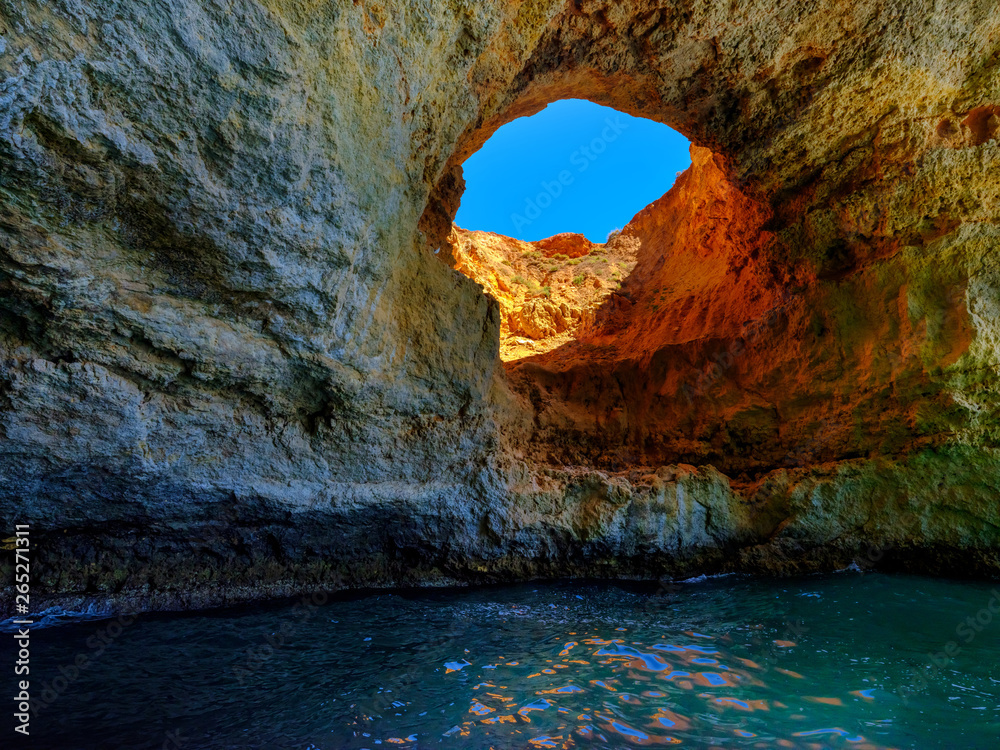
4,573 -> 1000,749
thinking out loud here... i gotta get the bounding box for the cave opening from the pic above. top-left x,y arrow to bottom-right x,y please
433,88 -> 816,479
447,99 -> 693,362
455,99 -> 691,243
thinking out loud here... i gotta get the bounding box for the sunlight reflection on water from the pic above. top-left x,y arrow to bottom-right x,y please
6,573 -> 1000,749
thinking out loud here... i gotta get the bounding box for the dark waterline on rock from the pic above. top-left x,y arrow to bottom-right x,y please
4,573 -> 1000,749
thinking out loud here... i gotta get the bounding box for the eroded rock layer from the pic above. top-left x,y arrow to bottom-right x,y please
451,228 -> 638,360
506,145 -> 986,478
0,0 -> 998,614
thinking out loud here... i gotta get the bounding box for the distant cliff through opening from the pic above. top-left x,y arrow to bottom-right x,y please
447,100 -> 692,361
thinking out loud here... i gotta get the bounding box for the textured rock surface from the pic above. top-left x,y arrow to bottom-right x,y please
451,227 -> 637,359
507,145 -> 985,478
0,0 -> 999,615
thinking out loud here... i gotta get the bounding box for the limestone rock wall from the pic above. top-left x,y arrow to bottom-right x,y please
506,145 -> 994,476
0,0 -> 561,610
0,0 -> 998,614
503,144 -> 1000,576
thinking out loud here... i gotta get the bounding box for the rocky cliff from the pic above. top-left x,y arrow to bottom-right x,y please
1,0 -> 998,615
451,228 -> 638,360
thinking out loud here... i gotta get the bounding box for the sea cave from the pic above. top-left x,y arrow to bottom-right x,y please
1,1 -> 1000,747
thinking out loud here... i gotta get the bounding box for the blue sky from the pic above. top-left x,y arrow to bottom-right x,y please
455,99 -> 692,243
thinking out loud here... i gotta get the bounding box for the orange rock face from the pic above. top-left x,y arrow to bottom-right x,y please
450,227 -> 638,361
569,146 -> 779,358
453,144 -> 978,485
534,233 -> 597,259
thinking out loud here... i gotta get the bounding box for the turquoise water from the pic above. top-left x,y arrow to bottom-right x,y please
4,573 -> 1000,749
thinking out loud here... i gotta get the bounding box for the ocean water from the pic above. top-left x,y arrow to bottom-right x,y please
3,573 -> 1000,749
